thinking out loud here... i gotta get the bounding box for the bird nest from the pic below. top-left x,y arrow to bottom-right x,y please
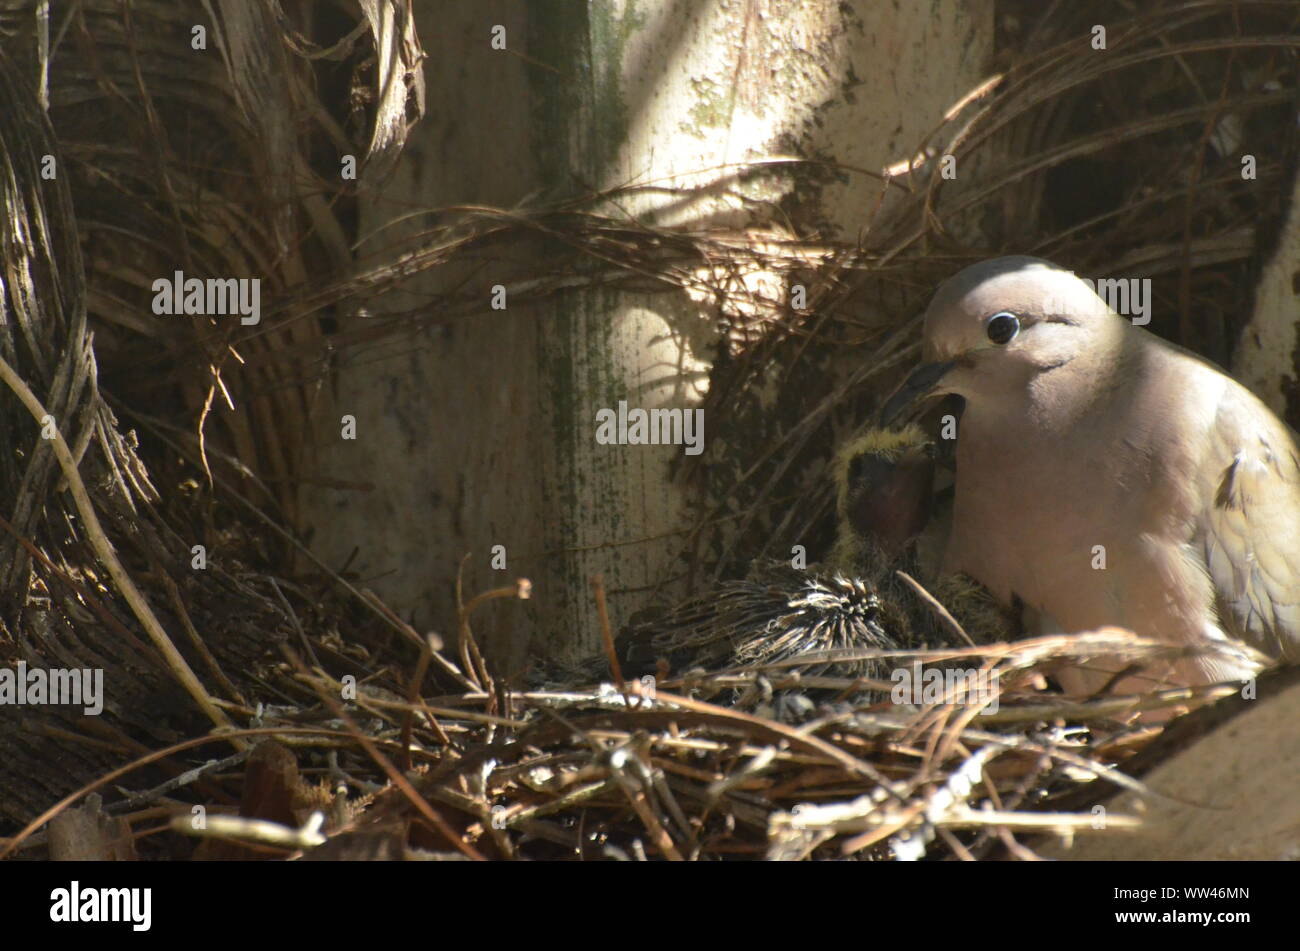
5,578 -> 1248,861
1,555 -> 1253,860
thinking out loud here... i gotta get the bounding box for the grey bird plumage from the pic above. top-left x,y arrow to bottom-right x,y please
882,256 -> 1300,691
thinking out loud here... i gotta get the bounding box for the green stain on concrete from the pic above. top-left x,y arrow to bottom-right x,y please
685,76 -> 731,133
529,0 -> 644,186
526,2 -> 653,645
591,0 -> 648,169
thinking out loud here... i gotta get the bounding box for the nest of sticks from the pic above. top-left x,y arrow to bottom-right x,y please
6,561 -> 1256,860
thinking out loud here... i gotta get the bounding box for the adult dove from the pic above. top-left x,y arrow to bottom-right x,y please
881,256 -> 1300,691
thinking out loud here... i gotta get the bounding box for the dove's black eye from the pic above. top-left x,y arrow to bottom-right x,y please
985,312 -> 1020,345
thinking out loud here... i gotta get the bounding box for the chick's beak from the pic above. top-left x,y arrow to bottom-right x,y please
879,360 -> 956,427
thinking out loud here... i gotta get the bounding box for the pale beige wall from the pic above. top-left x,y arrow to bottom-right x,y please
299,0 -> 996,671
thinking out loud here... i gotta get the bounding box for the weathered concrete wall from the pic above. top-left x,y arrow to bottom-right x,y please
298,1 -> 544,668
299,0 -> 995,670
1234,166 -> 1300,420
1042,676 -> 1300,860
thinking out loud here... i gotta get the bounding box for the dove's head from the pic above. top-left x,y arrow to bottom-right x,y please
881,256 -> 1126,426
